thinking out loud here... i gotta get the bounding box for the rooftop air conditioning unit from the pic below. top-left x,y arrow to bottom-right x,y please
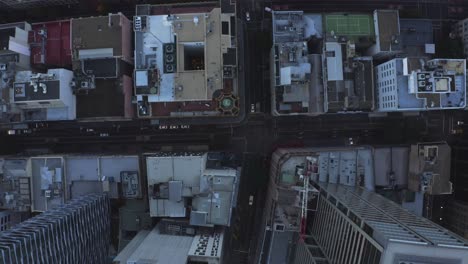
165,44 -> 174,53
165,64 -> 174,73
165,54 -> 174,63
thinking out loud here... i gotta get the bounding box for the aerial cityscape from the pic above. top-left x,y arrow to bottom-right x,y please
0,0 -> 468,263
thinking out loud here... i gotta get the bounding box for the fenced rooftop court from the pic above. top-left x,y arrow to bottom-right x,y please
325,14 -> 374,36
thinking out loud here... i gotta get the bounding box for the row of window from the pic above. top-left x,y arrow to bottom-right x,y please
381,101 -> 397,109
378,79 -> 396,88
381,95 -> 396,102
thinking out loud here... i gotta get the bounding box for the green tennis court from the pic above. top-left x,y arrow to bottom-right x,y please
325,14 -> 374,36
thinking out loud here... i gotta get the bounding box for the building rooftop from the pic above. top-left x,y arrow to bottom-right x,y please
76,76 -> 133,119
376,58 -> 466,111
324,13 -> 375,42
323,42 -> 374,112
408,143 -> 452,195
71,13 -> 131,63
0,22 -> 30,68
368,10 -> 402,56
259,146 -> 468,263
134,5 -> 238,118
146,152 -> 239,226
115,226 -> 225,264
12,68 -> 76,121
271,11 -> 324,115
29,19 -> 72,67
400,19 -> 434,57
271,11 -> 376,115
69,13 -> 134,120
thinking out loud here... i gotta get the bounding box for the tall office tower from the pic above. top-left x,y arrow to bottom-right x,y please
455,18 -> 468,58
446,199 -> 468,240
0,193 -> 110,264
310,182 -> 468,264
257,148 -> 468,264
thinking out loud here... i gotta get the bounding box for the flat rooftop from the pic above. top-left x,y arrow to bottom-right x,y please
71,13 -> 131,63
271,11 -> 324,115
134,6 -> 238,118
0,22 -> 29,53
400,19 -> 434,56
76,76 -> 133,119
29,20 -> 72,67
324,14 -> 374,37
375,10 -> 400,51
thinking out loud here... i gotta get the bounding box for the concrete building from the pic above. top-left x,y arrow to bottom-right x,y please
368,10 -> 402,57
322,13 -> 376,113
257,146 -> 467,264
0,22 -> 31,123
455,18 -> 468,57
0,154 -> 141,213
115,225 -> 225,264
0,193 -> 110,264
271,11 -> 323,115
12,69 -> 76,122
70,13 -> 134,119
0,157 -> 30,212
29,19 -> 72,68
146,152 -> 239,226
133,3 -> 239,118
271,11 -> 376,115
446,200 -> 468,240
114,151 -> 240,264
400,19 -> 435,57
375,58 -> 466,112
256,147 -> 374,263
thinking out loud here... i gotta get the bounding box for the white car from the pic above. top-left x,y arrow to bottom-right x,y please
159,125 -> 168,130
169,125 -> 179,130
249,195 -> 254,206
250,103 -> 256,113
181,124 -> 190,129
246,12 -> 251,21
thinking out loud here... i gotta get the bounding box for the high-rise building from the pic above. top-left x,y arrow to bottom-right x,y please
455,18 -> 468,57
375,58 -> 466,112
256,148 -> 468,264
446,200 -> 468,240
0,193 -> 110,264
309,182 -> 468,264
